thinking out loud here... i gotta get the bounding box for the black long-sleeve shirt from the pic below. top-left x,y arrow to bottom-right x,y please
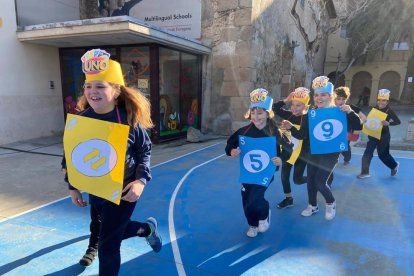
225,121 -> 292,162
273,100 -> 310,155
375,105 -> 401,138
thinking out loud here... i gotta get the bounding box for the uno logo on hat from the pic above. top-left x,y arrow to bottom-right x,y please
81,49 -> 111,75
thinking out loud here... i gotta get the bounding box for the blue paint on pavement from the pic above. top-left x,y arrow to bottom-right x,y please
0,143 -> 413,275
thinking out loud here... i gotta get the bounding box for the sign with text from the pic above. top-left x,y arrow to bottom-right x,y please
308,107 -> 348,154
238,136 -> 277,187
129,0 -> 201,38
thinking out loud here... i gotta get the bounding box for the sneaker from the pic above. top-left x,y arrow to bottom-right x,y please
277,197 -> 294,209
357,173 -> 371,179
325,202 -> 336,220
145,217 -> 162,253
343,161 -> 350,165
301,205 -> 319,217
246,226 -> 258,237
79,247 -> 97,267
258,210 -> 271,233
391,162 -> 399,176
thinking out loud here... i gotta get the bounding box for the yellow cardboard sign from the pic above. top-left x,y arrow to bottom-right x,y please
63,114 -> 130,205
282,124 -> 303,165
362,108 -> 387,140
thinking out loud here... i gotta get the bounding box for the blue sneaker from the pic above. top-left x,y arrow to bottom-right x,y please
145,217 -> 162,252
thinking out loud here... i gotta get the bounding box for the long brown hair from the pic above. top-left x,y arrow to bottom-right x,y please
76,83 -> 154,129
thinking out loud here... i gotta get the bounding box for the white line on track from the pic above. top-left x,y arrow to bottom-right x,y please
168,153 -> 225,276
0,142 -> 224,223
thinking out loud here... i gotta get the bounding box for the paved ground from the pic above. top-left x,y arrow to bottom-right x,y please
0,142 -> 413,275
0,104 -> 413,275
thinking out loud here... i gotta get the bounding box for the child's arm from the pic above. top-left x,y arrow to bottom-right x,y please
225,128 -> 242,156
273,99 -> 292,119
122,127 -> 152,202
386,109 -> 401,126
62,151 -> 87,207
342,106 -> 363,131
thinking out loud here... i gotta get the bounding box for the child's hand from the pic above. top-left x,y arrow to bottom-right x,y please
230,148 -> 241,157
61,168 -> 67,174
280,120 -> 293,129
122,180 -> 145,202
272,157 -> 282,166
381,120 -> 390,126
339,104 -> 352,113
69,190 -> 87,207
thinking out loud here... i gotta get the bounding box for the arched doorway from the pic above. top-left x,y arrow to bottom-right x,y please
379,71 -> 401,102
327,71 -> 345,87
350,71 -> 373,105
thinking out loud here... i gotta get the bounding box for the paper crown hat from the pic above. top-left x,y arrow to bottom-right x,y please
81,49 -> 125,86
291,87 -> 310,105
250,88 -> 273,111
377,89 -> 390,100
312,76 -> 333,94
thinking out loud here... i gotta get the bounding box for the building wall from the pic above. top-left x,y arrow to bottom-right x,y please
0,0 -> 64,145
16,0 -> 79,26
325,30 -> 409,105
201,0 -> 330,134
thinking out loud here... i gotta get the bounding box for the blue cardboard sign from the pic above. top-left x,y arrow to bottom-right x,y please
308,107 -> 348,154
238,136 -> 277,186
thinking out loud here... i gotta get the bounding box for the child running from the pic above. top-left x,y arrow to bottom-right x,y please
225,88 -> 292,237
357,89 -> 401,179
282,76 -> 362,220
273,87 -> 310,209
334,86 -> 366,165
63,49 -> 162,275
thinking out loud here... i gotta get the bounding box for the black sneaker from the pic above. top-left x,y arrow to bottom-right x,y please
79,247 -> 97,267
391,162 -> 399,176
277,197 -> 293,209
145,217 -> 162,253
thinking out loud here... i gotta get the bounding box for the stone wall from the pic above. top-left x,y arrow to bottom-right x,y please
200,0 -> 330,135
201,0 -> 254,134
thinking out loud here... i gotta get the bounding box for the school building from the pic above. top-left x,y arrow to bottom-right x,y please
324,29 -> 413,106
0,0 -> 335,145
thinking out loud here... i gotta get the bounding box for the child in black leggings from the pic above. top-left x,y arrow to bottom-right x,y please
358,89 -> 400,179
273,87 -> 310,209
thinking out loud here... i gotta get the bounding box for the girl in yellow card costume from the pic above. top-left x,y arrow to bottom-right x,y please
357,89 -> 401,179
63,49 -> 161,274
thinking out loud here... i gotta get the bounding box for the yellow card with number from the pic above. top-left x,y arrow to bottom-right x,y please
362,108 -> 387,140
63,114 -> 130,205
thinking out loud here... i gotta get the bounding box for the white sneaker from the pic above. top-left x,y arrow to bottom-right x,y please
325,202 -> 336,220
391,162 -> 399,176
246,226 -> 258,237
301,205 -> 319,217
258,210 -> 271,233
357,174 -> 371,179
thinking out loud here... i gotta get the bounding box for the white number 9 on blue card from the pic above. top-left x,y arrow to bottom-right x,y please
243,150 -> 270,173
313,119 -> 343,141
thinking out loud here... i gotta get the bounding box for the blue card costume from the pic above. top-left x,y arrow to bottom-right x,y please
308,107 -> 348,154
238,135 -> 276,187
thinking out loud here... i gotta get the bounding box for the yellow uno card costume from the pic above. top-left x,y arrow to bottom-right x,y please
362,89 -> 389,140
63,49 -> 129,205
285,87 -> 309,165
